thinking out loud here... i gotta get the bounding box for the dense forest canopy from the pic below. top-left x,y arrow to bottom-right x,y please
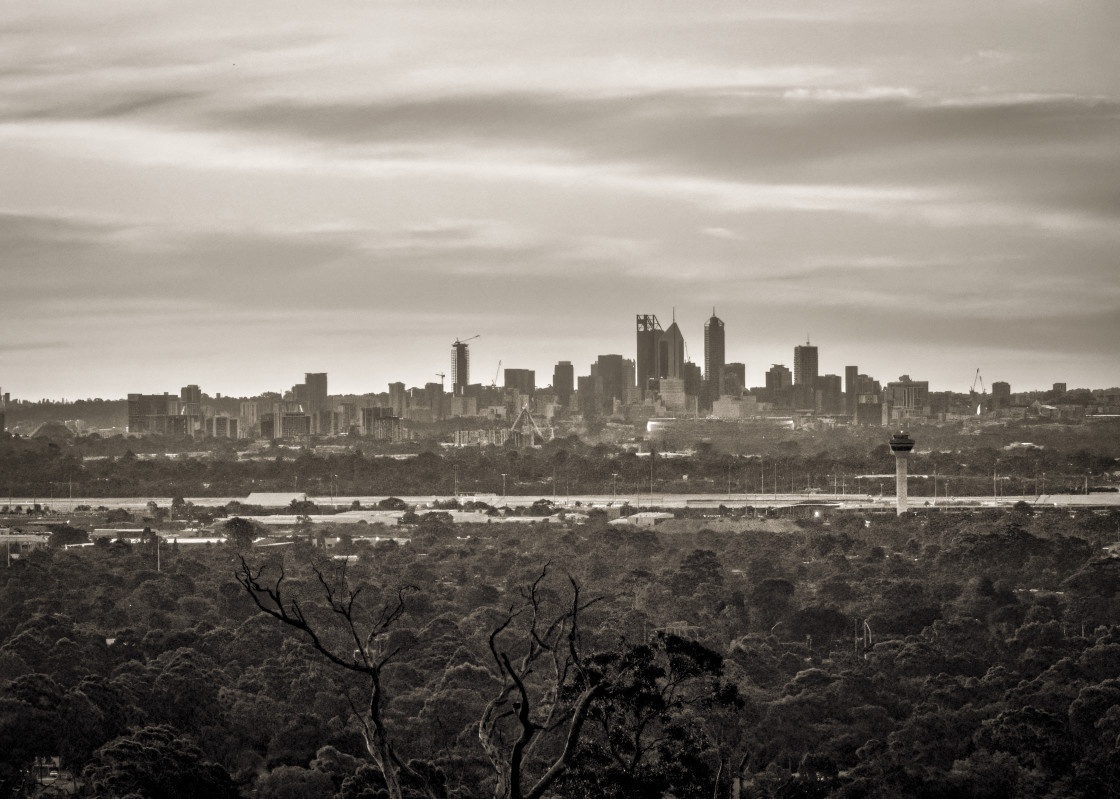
2,501 -> 1119,798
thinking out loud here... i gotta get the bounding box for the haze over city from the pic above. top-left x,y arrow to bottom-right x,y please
2,1 -> 1119,400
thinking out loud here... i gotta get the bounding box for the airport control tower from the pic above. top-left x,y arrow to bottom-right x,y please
889,431 -> 915,515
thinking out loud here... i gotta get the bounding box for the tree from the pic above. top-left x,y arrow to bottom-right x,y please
236,557 -> 427,799
82,724 -> 238,799
478,565 -> 605,799
565,633 -> 740,799
48,524 -> 89,549
223,517 -> 257,550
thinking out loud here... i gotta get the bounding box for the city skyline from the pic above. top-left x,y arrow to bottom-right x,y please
2,2 -> 1119,399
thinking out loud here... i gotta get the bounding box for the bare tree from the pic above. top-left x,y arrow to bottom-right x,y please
479,564 -> 604,799
236,556 -> 427,799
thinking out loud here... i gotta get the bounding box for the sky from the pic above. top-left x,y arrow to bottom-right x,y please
2,1 -> 1119,400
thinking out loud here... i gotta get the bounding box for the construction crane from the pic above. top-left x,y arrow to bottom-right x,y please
969,368 -> 987,416
454,334 -> 480,346
436,372 -> 446,391
492,360 -> 501,388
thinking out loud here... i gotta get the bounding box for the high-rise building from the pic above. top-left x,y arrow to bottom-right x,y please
304,372 -> 328,434
305,373 -> 328,410
590,355 -> 631,412
766,364 -> 792,390
682,361 -> 703,399
177,384 -> 203,435
991,381 -> 1011,409
721,363 -> 746,397
389,382 -> 407,416
845,365 -> 859,416
452,340 -> 471,396
658,320 -> 685,380
128,392 -> 189,435
503,368 -> 535,396
884,375 -> 930,418
553,361 -> 574,406
794,340 -> 818,387
704,310 -> 725,394
636,314 -> 663,395
817,374 -> 843,414
577,374 -> 602,418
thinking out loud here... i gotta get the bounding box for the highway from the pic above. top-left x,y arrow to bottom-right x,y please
6,492 -> 1119,512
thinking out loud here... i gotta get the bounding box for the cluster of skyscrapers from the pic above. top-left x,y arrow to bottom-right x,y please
114,309 -> 1040,442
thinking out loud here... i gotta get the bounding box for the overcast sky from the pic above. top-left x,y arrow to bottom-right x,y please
2,1 -> 1118,400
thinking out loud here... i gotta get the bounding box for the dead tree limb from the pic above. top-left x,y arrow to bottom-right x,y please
478,564 -> 605,799
236,556 -> 422,799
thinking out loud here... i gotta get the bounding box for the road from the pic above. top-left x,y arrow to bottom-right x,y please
6,492 -> 1119,512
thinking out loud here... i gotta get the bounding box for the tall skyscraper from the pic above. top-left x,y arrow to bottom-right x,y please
305,373 -> 327,408
845,365 -> 859,416
635,314 -> 663,394
591,355 -> 629,410
553,361 -> 574,406
452,340 -> 470,396
658,320 -> 685,380
793,340 -> 818,387
704,310 -> 725,383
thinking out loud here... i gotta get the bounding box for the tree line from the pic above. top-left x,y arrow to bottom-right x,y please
2,423 -> 1117,501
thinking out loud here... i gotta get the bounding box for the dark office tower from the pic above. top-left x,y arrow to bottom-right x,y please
577,374 -> 603,418
180,384 -> 201,405
704,309 -> 725,386
636,314 -> 663,394
817,374 -> 842,414
722,362 -> 746,397
683,361 -> 703,398
845,365 -> 859,415
658,320 -> 686,380
592,355 -> 628,408
504,368 -> 535,395
452,340 -> 470,396
794,340 -> 818,387
766,364 -> 792,390
991,381 -> 1011,409
553,361 -> 574,406
305,373 -> 327,409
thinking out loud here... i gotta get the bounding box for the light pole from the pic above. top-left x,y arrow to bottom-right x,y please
612,473 -> 618,499
500,473 -> 507,502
